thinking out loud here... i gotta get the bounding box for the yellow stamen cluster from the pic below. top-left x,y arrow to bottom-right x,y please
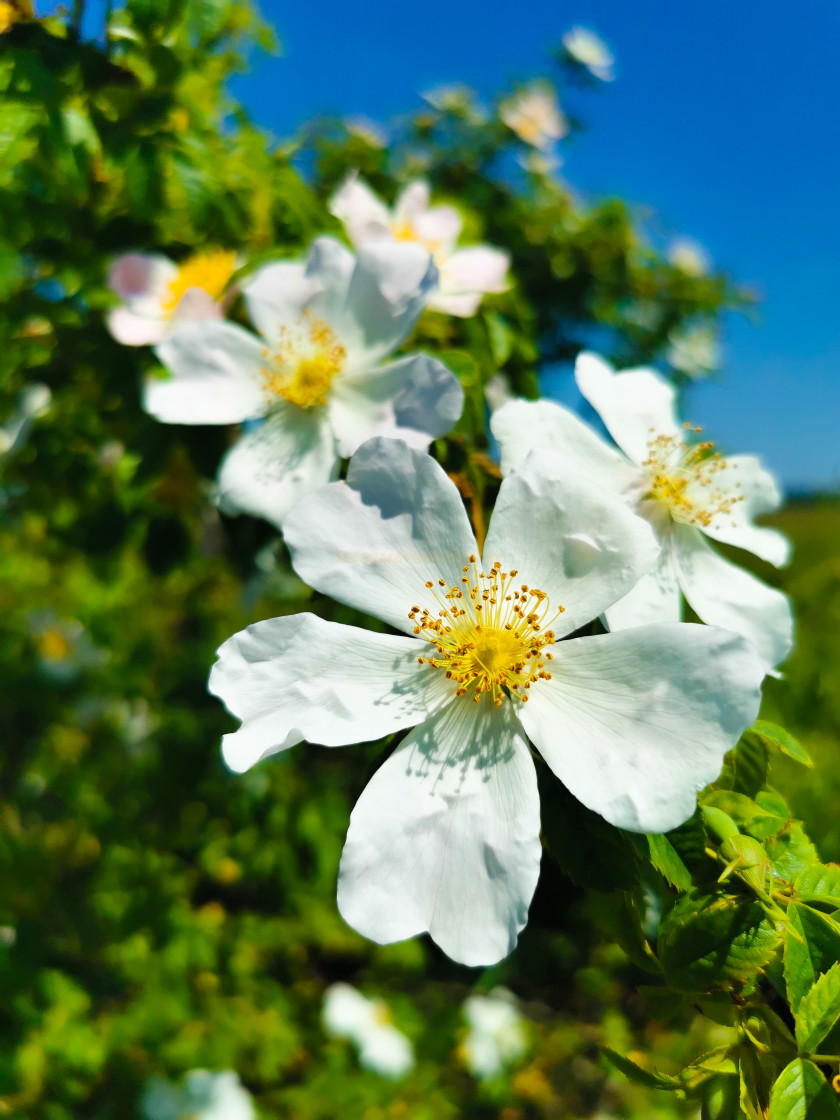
391,220 -> 442,258
643,423 -> 743,528
261,312 -> 347,409
161,250 -> 237,316
410,556 -> 564,707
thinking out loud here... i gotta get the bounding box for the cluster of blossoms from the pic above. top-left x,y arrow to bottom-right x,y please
104,39 -> 792,978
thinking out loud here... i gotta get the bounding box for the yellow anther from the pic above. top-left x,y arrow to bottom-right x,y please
161,249 -> 236,317
642,428 -> 743,529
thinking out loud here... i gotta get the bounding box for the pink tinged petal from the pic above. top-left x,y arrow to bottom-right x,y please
283,437 -> 479,635
208,613 -> 452,774
336,698 -> 542,966
171,287 -> 224,323
106,307 -> 167,346
519,624 -> 765,833
490,397 -> 638,492
438,246 -> 510,297
327,354 -> 464,457
604,529 -> 683,629
215,405 -> 339,529
672,523 -> 794,671
149,321 -> 268,425
108,252 -> 176,303
393,180 -> 431,225
481,448 -> 660,639
242,259 -> 318,342
329,173 -> 392,246
689,455 -> 791,567
575,351 -> 681,467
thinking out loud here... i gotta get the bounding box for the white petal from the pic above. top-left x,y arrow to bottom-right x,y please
284,437 -> 478,634
604,527 -> 683,629
413,204 -> 463,252
427,291 -> 484,317
304,235 -> 359,329
241,259 -> 317,342
337,698 -> 542,966
215,406 -> 339,529
393,180 -> 431,225
519,624 -> 764,832
328,354 -> 463,457
323,983 -> 375,1037
358,1026 -> 415,1079
481,448 -> 660,639
690,455 -> 791,566
107,307 -> 167,346
575,351 -> 681,467
149,321 -> 268,424
208,613 -> 451,773
490,398 -> 638,491
171,287 -> 224,323
108,253 -> 175,316
329,173 -> 392,246
672,524 -> 794,670
438,246 -> 509,297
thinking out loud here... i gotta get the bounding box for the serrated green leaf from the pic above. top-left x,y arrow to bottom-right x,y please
730,731 -> 769,797
796,961 -> 840,1054
646,832 -> 692,891
601,1047 -> 681,1090
769,1059 -> 840,1120
785,903 -> 840,1011
768,822 -> 819,883
739,1040 -> 774,1119
796,865 -> 840,910
659,889 -> 783,991
587,891 -> 660,973
746,721 -> 813,768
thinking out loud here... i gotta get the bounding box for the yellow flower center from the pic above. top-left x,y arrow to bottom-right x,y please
410,557 -> 563,707
261,312 -> 346,409
643,423 -> 743,528
37,629 -> 72,662
160,250 -> 237,317
391,220 -> 442,258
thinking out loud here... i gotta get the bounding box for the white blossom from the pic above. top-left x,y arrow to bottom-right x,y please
667,237 -> 711,278
322,983 -> 414,1078
148,237 -> 463,528
500,84 -> 569,152
140,1070 -> 255,1120
667,323 -> 721,378
330,175 -> 509,318
492,352 -> 793,669
210,437 -> 764,965
0,382 -> 51,456
562,27 -> 615,82
462,988 -> 528,1079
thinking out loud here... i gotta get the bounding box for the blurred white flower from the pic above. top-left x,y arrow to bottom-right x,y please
141,1069 -> 255,1120
106,250 -> 237,346
667,323 -> 720,378
421,83 -> 487,123
30,611 -> 108,681
462,988 -> 528,1079
0,383 -> 51,456
330,175 -> 509,317
344,116 -> 388,148
322,983 -> 414,1079
210,438 -> 763,964
500,84 -> 568,152
492,352 -> 794,670
148,236 -> 462,529
562,27 -> 615,81
0,926 -> 16,948
484,372 -> 513,412
667,237 -> 711,278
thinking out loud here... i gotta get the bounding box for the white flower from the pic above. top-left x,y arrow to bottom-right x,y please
329,175 -> 509,318
667,237 -> 711,278
0,382 -> 51,455
209,437 -> 764,965
106,250 -> 237,346
491,352 -> 794,670
666,323 -> 721,378
30,610 -> 107,681
344,116 -> 388,148
562,27 -> 615,81
140,1069 -> 255,1120
322,982 -> 414,1078
462,988 -> 528,1079
149,236 -> 463,528
500,84 -> 569,152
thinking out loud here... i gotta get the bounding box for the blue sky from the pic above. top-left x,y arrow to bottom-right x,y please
230,0 -> 840,493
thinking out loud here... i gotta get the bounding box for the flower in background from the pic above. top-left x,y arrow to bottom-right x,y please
421,83 -> 487,123
462,989 -> 528,1079
667,236 -> 711,278
210,437 -> 763,965
344,116 -> 388,148
562,27 -> 615,82
491,352 -> 794,670
106,249 -> 237,346
330,175 -> 509,317
149,236 -> 462,528
322,983 -> 414,1078
140,1070 -> 255,1120
667,322 -> 721,378
30,611 -> 108,682
0,0 -> 32,33
0,383 -> 51,456
500,83 -> 569,152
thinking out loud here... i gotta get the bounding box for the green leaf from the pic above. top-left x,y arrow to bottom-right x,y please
729,730 -> 769,797
769,1059 -> 840,1120
796,865 -> 840,910
645,833 -> 692,891
484,311 -> 514,367
704,790 -> 786,841
745,721 -> 813,768
767,822 -> 819,883
784,903 -> 840,1011
659,889 -> 783,991
796,962 -> 840,1054
601,1048 -> 681,1090
586,891 -> 660,973
720,834 -> 771,893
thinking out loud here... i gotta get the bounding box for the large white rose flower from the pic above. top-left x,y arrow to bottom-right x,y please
209,437 -> 764,966
140,1069 -> 255,1120
106,250 -> 237,346
330,175 -> 509,318
148,237 -> 463,528
322,982 -> 414,1079
462,988 -> 528,1079
491,352 -> 794,670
